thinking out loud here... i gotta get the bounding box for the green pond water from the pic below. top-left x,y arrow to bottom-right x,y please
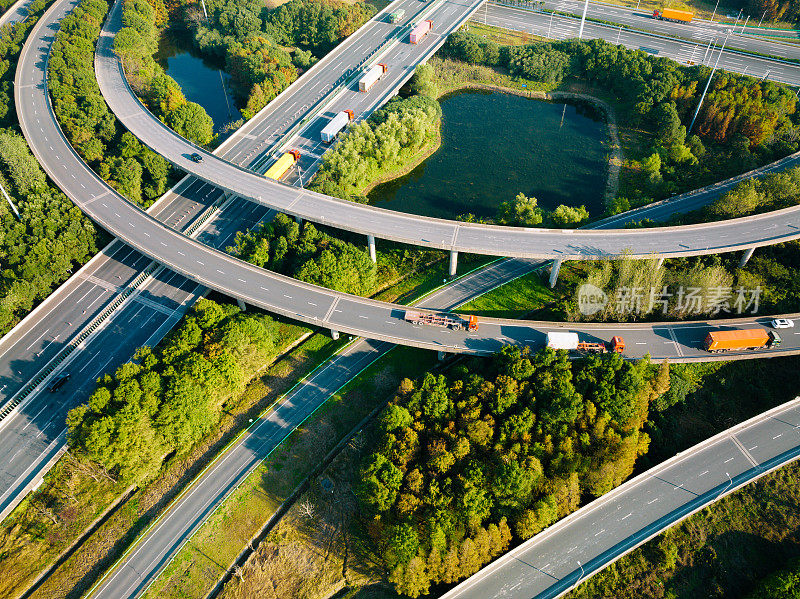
155,30 -> 242,135
368,90 -> 611,220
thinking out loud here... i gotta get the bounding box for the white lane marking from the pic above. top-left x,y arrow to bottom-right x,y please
238,278 -> 246,283
648,498 -> 658,504
699,470 -> 709,476
284,294 -> 292,299
594,529 -> 605,536
196,260 -> 204,265
307,302 -> 317,306
724,457 -> 734,463
359,315 -> 368,319
748,445 -> 758,451
621,513 -> 632,521
773,433 -> 783,439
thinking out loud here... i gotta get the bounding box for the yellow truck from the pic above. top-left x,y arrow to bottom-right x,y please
652,8 -> 693,22
264,149 -> 300,180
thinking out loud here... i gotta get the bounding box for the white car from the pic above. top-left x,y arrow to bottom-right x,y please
771,318 -> 795,329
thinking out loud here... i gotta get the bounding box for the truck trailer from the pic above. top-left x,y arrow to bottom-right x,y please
703,329 -> 781,352
320,109 -> 354,143
409,20 -> 432,44
652,8 -> 693,22
388,8 -> 405,22
404,310 -> 479,331
264,149 -> 300,180
358,63 -> 387,92
545,332 -> 625,354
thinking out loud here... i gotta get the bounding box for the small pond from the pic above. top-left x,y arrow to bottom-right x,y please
368,90 -> 611,220
155,30 -> 242,135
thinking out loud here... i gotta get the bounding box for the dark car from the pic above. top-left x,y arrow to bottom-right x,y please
48,373 -> 71,393
190,153 -> 203,163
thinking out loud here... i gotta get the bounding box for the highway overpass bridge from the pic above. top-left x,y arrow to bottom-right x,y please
4,2 -> 792,596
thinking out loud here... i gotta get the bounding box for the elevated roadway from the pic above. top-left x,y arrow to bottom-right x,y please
95,0 -> 800,261
441,397 -> 800,599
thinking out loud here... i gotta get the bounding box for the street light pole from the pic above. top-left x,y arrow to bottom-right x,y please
702,37 -> 715,65
547,10 -> 554,37
710,0 -> 720,22
721,471 -> 733,496
577,0 -> 590,39
689,30 -> 731,134
198,0 -> 208,20
740,14 -> 749,33
616,25 -> 622,45
577,561 -> 585,581
0,181 -> 20,220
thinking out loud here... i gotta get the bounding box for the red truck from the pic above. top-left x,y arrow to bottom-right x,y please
652,8 -> 693,22
404,310 -> 478,331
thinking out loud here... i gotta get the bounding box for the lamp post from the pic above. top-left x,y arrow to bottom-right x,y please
0,181 -> 20,220
577,0 -> 589,39
577,561 -> 585,581
689,29 -> 731,134
710,0 -> 720,22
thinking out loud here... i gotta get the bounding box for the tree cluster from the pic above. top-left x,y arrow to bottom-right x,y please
358,346 -> 669,596
311,95 -> 441,199
265,0 -> 376,54
747,0 -> 800,24
187,0 -> 373,119
67,299 -> 277,484
496,192 -> 589,227
0,129 -> 102,335
115,0 -> 215,144
230,213 -> 376,296
49,0 -> 172,207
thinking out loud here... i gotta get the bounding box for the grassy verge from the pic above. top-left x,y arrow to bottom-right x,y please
458,269 -> 554,318
140,344 -> 434,599
9,320 -> 340,599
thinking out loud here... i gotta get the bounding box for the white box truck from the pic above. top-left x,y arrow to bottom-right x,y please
358,63 -> 387,92
320,109 -> 353,143
546,332 -> 579,351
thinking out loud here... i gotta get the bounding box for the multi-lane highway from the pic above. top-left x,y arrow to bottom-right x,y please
22,0 -> 800,360
5,0 -> 800,595
541,0 -> 800,60
96,0 -> 800,259
483,3 -> 800,85
441,397 -> 800,599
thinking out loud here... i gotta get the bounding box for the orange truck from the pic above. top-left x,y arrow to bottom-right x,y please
404,310 -> 478,331
703,329 -> 782,352
652,8 -> 693,22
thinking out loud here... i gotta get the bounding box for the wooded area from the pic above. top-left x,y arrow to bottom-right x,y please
185,0 -> 373,118
66,298 -> 278,484
230,213 -> 377,296
358,347 -> 669,596
311,95 -> 442,199
49,0 -> 172,207
115,0 -> 214,145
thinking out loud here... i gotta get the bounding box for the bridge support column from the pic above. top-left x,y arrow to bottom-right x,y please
295,216 -> 303,227
449,250 -> 458,277
739,247 -> 755,268
549,259 -> 562,288
237,298 -> 246,312
437,350 -> 447,361
656,257 -> 664,269
330,329 -> 340,340
367,234 -> 376,263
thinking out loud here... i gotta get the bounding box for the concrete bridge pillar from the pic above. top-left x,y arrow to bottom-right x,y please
237,298 -> 246,312
295,215 -> 303,227
549,259 -> 563,288
437,350 -> 447,361
449,250 -> 458,277
739,247 -> 755,268
330,329 -> 340,340
367,234 -> 376,263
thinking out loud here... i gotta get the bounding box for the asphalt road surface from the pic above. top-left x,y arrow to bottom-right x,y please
541,0 -> 800,60
96,0 -> 800,259
483,3 -> 800,85
440,398 -> 800,599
